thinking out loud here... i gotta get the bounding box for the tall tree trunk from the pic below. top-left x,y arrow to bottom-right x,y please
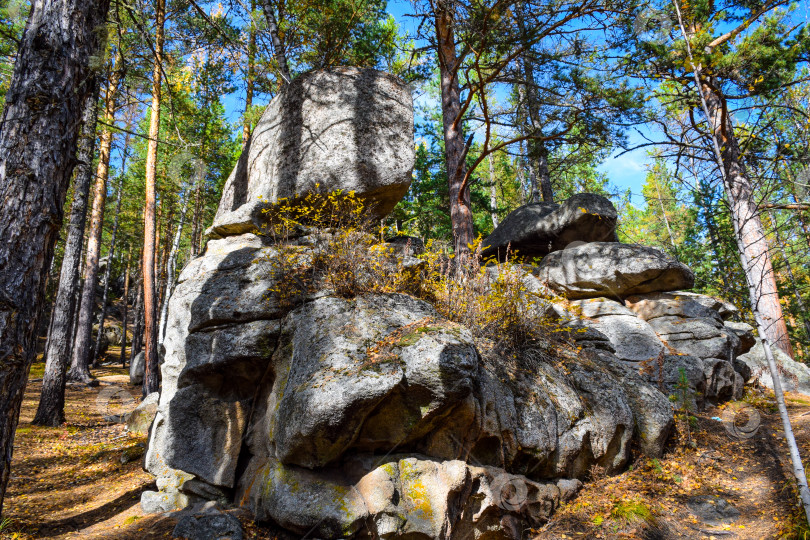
67,61 -> 122,382
672,6 -> 810,517
32,82 -> 100,427
120,246 -> 132,367
131,277 -> 144,359
159,197 -> 189,343
435,2 -> 473,261
190,181 -> 204,259
92,170 -> 125,366
243,0 -> 256,147
261,0 -> 291,84
701,82 -> 793,357
517,7 -> 553,203
0,0 -> 111,512
768,209 -> 810,338
487,153 -> 499,228
143,0 -> 166,396
516,143 -> 527,206
156,203 -> 172,334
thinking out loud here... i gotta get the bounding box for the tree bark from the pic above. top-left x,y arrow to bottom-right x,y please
120,246 -> 132,367
131,276 -> 144,359
517,7 -> 553,203
92,171 -> 125,366
67,60 -> 122,382
243,0 -> 256,147
159,196 -> 189,343
0,0 -> 111,512
32,81 -> 100,427
261,0 -> 291,84
701,82 -> 793,357
487,153 -> 499,228
671,3 -> 810,517
435,2 -> 473,261
143,0 -> 166,396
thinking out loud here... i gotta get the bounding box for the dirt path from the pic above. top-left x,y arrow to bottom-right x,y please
3,360 -> 810,539
541,391 -> 810,539
2,362 -> 177,539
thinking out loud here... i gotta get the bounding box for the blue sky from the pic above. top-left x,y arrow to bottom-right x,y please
385,0 -> 651,205
217,0 -> 651,207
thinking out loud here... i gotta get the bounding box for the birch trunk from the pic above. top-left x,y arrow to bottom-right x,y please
159,197 -> 189,343
261,0 -> 291,84
672,2 -> 809,517
243,0 -> 256,146
131,277 -> 144,359
0,0 -> 111,511
487,153 -> 499,228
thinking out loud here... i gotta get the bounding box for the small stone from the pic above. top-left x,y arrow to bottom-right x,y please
172,511 -> 244,540
687,495 -> 740,526
127,392 -> 159,435
140,490 -> 190,514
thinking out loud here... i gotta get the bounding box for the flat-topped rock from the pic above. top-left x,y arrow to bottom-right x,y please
568,298 -> 664,363
209,68 -> 414,238
481,193 -> 618,261
534,242 -> 694,299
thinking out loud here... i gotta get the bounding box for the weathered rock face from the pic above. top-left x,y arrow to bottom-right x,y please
481,194 -> 618,261
144,229 -> 681,537
127,392 -> 159,436
209,67 -> 414,238
738,339 -> 810,396
129,351 -> 144,385
626,292 -> 741,362
534,242 -> 695,300
568,298 -> 664,363
145,89 -> 753,539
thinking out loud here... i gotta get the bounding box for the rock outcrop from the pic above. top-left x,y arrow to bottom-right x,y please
209,67 -> 414,238
143,234 -> 673,535
738,338 -> 810,395
481,193 -> 618,261
534,242 -> 695,300
142,68 -> 760,537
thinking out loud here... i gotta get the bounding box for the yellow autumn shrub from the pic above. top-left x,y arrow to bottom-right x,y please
259,189 -> 566,352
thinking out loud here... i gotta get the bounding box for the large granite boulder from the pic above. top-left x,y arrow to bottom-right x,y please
568,297 -> 664,363
737,339 -> 810,396
144,230 -> 676,536
625,292 -> 740,362
481,193 -> 618,261
534,242 -> 694,300
209,68 -> 414,238
239,454 -> 566,539
625,292 -> 743,403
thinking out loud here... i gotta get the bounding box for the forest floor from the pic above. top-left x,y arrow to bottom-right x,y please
2,350 -> 810,539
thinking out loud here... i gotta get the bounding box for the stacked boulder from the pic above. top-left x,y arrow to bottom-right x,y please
141,68 -> 748,539
481,199 -> 753,407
